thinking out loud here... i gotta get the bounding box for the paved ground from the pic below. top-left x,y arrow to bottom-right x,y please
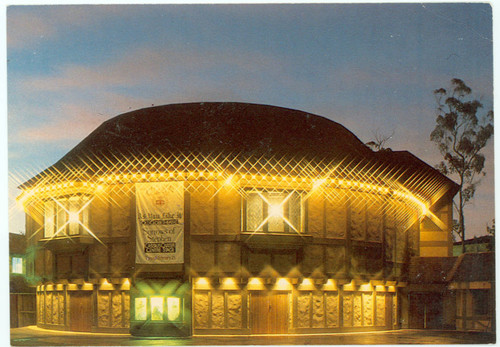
10,326 -> 496,346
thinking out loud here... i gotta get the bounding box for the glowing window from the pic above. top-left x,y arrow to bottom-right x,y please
134,298 -> 147,320
245,191 -> 301,233
11,257 -> 23,274
44,196 -> 90,238
167,297 -> 181,321
150,296 -> 164,321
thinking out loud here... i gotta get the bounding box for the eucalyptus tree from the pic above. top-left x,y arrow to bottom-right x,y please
431,78 -> 493,253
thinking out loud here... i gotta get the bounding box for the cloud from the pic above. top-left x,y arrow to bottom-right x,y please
7,5 -> 136,50
19,45 -> 280,92
7,11 -> 56,49
14,103 -> 107,143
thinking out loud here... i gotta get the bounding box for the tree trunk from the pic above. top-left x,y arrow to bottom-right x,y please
459,187 -> 466,254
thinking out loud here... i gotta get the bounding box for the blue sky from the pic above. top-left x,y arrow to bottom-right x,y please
7,2 -> 494,237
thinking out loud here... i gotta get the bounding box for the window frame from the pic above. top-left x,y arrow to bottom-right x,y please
242,189 -> 304,234
43,194 -> 91,239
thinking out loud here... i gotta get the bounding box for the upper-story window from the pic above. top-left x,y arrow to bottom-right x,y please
244,191 -> 302,233
44,195 -> 90,238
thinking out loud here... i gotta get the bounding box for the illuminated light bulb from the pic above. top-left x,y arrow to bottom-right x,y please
68,212 -> 79,224
169,172 -> 174,177
359,282 -> 372,291
292,177 -> 296,182
302,278 -> 312,285
248,278 -> 261,285
141,174 -> 146,179
223,278 -> 236,286
276,278 -> 289,289
96,185 -> 104,191
196,278 -> 210,286
269,204 -> 283,218
421,205 -> 430,216
325,279 -> 336,287
70,182 -> 74,186
224,175 -> 233,186
313,178 -> 327,190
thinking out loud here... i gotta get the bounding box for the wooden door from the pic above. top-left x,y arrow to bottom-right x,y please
70,292 -> 92,332
385,294 -> 394,329
250,292 -> 288,334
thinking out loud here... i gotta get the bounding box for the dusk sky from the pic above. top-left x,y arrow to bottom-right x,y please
6,3 -> 494,238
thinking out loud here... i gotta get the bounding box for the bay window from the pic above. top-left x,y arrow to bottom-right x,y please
244,191 -> 302,233
44,195 -> 90,238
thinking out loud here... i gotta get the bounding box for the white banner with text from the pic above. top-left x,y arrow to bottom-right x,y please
135,182 -> 184,264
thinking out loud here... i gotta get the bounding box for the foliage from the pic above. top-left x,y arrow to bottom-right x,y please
486,219 -> 495,252
486,218 -> 495,236
430,78 -> 493,252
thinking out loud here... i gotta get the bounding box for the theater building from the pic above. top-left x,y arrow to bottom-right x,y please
19,102 -> 459,336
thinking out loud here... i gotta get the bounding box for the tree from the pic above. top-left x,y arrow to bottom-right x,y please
430,78 -> 493,253
486,219 -> 495,252
366,129 -> 395,151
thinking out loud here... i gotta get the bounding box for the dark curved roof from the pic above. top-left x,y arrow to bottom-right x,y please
63,102 -> 372,162
21,102 -> 458,203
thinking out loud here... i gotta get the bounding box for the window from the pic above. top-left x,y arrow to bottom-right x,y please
134,296 -> 183,322
151,297 -> 164,320
44,196 -> 90,238
11,256 -> 23,274
245,191 -> 302,233
135,298 -> 147,320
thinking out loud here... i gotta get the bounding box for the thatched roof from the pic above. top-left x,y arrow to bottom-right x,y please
20,102 -> 458,202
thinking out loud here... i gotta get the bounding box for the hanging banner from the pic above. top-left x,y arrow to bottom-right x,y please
135,182 -> 184,264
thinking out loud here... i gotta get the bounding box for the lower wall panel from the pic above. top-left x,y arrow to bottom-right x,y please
36,285 -> 130,332
36,279 -> 398,335
192,283 -> 397,334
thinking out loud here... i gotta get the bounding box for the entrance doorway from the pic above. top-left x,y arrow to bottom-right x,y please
250,292 -> 288,334
69,291 -> 93,332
